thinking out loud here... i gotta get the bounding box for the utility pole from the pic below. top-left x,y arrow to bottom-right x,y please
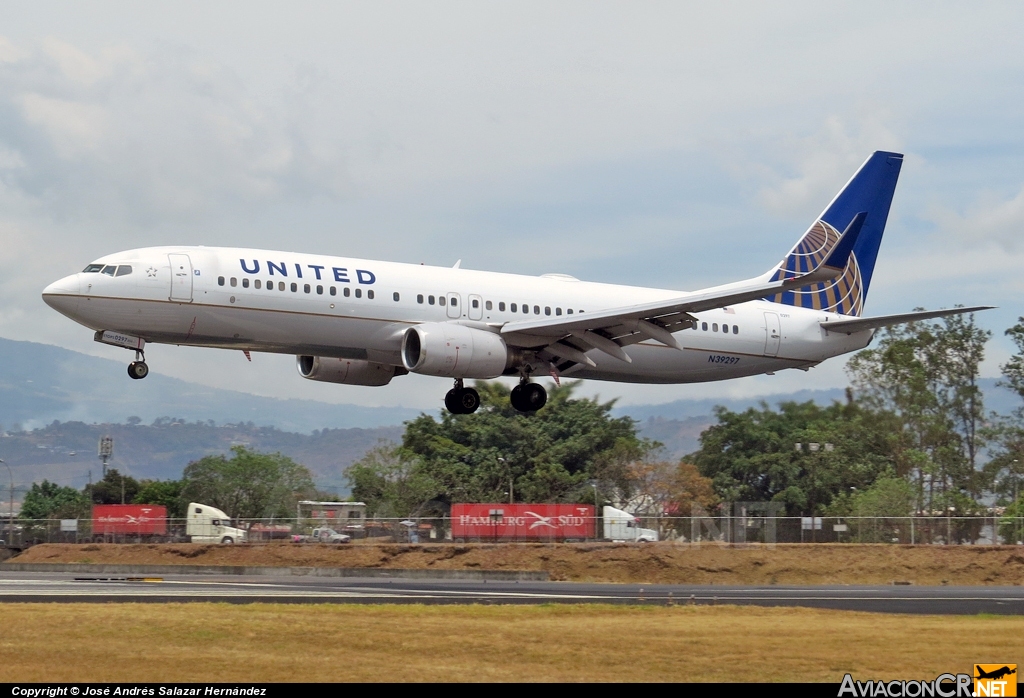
1,459 -> 12,547
98,436 -> 113,477
498,457 -> 512,504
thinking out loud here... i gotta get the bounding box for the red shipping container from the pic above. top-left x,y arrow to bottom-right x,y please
92,504 -> 168,535
451,503 -> 595,541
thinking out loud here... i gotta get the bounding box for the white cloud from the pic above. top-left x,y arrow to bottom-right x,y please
928,184 -> 1024,252
752,115 -> 904,218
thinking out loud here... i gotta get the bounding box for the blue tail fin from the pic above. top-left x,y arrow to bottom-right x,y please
764,151 -> 903,316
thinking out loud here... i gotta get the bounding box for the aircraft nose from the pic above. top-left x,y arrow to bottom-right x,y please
42,274 -> 81,315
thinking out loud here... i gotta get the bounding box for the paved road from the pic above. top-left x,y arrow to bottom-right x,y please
0,571 -> 1022,614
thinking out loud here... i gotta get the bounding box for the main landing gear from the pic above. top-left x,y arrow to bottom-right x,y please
445,379 -> 481,414
127,349 -> 149,380
442,377 -> 547,415
510,380 -> 546,412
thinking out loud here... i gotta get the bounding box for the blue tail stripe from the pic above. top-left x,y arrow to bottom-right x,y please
819,152 -> 903,295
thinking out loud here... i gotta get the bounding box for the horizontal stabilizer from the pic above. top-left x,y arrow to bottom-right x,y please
820,306 -> 995,335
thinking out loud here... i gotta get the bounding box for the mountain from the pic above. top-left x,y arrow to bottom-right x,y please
0,337 -> 421,432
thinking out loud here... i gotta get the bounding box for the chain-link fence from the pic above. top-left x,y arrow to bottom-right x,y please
2,512 -> 1022,548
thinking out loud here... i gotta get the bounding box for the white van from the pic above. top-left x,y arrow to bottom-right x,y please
187,502 -> 248,544
603,506 -> 659,542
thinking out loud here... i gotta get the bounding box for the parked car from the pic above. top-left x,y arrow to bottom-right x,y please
311,527 -> 351,544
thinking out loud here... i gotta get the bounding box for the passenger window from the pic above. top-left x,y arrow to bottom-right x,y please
545,307 -> 551,316
499,302 -> 506,311
278,282 -> 285,291
723,324 -> 729,333
255,279 -> 261,289
485,300 -> 492,310
230,278 -> 237,287
344,287 -> 350,297
394,292 -> 400,302
733,325 -> 739,334
556,308 -> 562,316
439,296 -> 446,306
367,290 -> 374,300
417,294 -> 424,304
317,285 -> 323,295
702,322 -> 708,331
355,288 -> 362,298
101,265 -> 116,276
524,305 -> 529,314
218,276 -> 225,286
304,284 -> 311,293
115,265 -> 132,277
242,278 -> 249,288
330,287 -> 336,296
533,305 -> 540,314
83,264 -> 104,273
291,282 -> 298,292
428,295 -> 435,305
712,323 -> 718,332
510,303 -> 517,312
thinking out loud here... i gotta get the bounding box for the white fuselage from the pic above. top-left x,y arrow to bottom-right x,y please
42,246 -> 874,385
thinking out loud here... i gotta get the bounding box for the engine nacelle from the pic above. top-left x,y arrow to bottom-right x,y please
401,323 -> 510,378
296,356 -> 400,386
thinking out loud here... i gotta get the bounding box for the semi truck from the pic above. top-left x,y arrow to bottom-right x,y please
602,506 -> 659,542
186,502 -> 248,544
451,503 -> 596,541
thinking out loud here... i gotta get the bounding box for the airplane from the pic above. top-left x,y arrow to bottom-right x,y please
42,151 -> 992,415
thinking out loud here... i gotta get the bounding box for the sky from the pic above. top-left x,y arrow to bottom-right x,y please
1,2 -> 1023,410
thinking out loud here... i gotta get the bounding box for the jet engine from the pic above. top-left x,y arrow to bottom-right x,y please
296,356 -> 402,386
401,323 -> 511,378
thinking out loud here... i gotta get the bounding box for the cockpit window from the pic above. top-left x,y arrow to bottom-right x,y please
101,265 -> 116,276
115,265 -> 132,277
83,264 -> 104,273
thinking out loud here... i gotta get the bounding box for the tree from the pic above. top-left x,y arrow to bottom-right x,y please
846,311 -> 990,513
1000,317 -> 1024,401
399,381 -> 654,506
346,442 -> 441,518
179,446 -> 316,519
85,469 -> 141,505
690,400 -> 893,515
621,459 -> 719,518
20,480 -> 90,520
134,479 -> 186,518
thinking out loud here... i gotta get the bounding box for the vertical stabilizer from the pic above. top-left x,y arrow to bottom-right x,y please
764,151 -> 903,316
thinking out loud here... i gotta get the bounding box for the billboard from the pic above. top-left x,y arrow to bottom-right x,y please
451,503 -> 595,541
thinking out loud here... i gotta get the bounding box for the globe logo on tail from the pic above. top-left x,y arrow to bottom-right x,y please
766,220 -> 864,317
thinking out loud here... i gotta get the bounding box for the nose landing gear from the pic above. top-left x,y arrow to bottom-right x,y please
127,348 -> 149,380
127,361 -> 149,380
444,379 -> 481,414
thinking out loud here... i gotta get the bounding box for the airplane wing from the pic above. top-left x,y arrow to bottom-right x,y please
820,306 -> 995,335
500,213 -> 866,364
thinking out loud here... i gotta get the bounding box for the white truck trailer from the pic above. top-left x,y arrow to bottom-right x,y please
187,502 -> 248,544
602,506 -> 659,542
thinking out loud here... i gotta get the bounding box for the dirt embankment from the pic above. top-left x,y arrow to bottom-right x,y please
11,542 -> 1024,585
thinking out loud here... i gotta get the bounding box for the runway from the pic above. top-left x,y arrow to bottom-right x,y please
0,571 -> 1022,614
